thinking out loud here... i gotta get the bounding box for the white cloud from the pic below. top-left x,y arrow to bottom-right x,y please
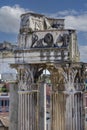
0,5 -> 27,33
50,10 -> 87,32
79,45 -> 87,62
65,14 -> 87,32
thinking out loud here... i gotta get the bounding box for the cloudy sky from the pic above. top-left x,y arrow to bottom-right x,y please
0,0 -> 87,62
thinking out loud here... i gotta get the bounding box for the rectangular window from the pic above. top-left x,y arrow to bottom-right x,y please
0,99 -> 9,112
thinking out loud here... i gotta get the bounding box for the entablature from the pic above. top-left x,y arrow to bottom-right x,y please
14,47 -> 69,64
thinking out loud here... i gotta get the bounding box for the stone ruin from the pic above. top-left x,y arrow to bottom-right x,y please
9,12 -> 87,130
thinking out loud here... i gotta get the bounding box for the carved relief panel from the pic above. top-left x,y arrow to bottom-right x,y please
31,30 -> 70,48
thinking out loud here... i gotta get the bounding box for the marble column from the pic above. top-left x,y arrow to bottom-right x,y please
9,81 -> 18,130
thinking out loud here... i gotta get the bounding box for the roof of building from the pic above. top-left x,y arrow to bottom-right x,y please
0,41 -> 17,51
21,12 -> 65,20
0,114 -> 9,127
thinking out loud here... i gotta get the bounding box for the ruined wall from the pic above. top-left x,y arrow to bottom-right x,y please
16,12 -> 80,63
